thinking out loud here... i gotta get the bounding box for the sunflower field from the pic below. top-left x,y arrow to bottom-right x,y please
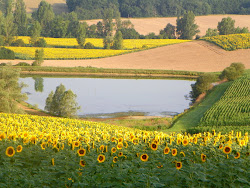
0,113 -> 249,187
200,73 -> 250,126
202,33 -> 250,51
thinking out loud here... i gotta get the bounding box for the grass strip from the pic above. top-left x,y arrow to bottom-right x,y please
168,81 -> 232,132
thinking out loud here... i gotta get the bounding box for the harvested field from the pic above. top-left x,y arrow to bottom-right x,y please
86,15 -> 250,37
3,41 -> 250,72
23,0 -> 68,14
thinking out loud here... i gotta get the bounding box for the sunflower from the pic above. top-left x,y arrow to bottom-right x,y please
219,144 -> 223,149
193,137 -> 198,144
140,154 -> 149,162
79,160 -> 86,167
113,156 -> 118,163
41,142 -> 46,150
111,137 -> 116,142
118,137 -> 123,143
117,142 -> 123,150
201,153 -> 206,162
6,146 -> 15,157
172,148 -> 177,156
118,152 -> 123,157
74,141 -> 80,148
234,152 -> 240,159
180,151 -> 185,157
175,162 -> 182,170
223,146 -> 232,154
111,147 -> 116,153
132,138 -> 139,145
151,143 -> 158,151
163,147 -> 170,154
239,140 -> 245,147
52,158 -> 55,166
99,145 -> 105,152
16,145 -> 22,152
182,139 -> 189,146
97,154 -> 105,163
77,148 -> 86,157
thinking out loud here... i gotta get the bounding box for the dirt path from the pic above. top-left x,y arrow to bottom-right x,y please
18,103 -> 51,116
3,41 -> 250,72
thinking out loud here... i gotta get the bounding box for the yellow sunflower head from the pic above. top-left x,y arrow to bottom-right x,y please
16,145 -> 23,152
180,151 -> 185,157
182,139 -> 189,146
201,153 -> 206,162
234,152 -> 240,159
223,146 -> 232,154
113,156 -> 118,163
140,154 -> 149,162
77,148 -> 86,157
118,152 -> 123,157
172,149 -> 177,156
175,162 -> 182,170
151,143 -> 158,151
79,160 -> 86,167
111,147 -> 116,153
163,147 -> 170,154
117,142 -> 123,150
118,137 -> 123,143
99,145 -> 105,151
97,154 -> 105,163
6,146 -> 15,157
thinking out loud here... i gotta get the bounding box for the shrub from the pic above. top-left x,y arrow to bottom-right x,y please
220,62 -> 245,81
0,47 -> 15,59
0,63 -> 7,66
191,73 -> 217,99
84,42 -> 95,49
34,38 -> 47,47
11,39 -> 26,47
15,62 -> 31,66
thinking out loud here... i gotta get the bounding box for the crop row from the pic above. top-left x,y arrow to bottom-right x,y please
202,33 -> 250,51
0,113 -> 249,187
200,74 -> 250,126
16,36 -> 190,49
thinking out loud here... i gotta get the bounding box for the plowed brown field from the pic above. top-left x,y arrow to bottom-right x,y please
2,41 -> 250,72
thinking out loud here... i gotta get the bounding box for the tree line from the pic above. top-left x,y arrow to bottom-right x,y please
66,0 -> 250,20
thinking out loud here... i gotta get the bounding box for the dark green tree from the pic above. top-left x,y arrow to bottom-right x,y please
159,23 -> 176,39
50,16 -> 69,38
96,21 -> 104,37
45,84 -> 80,118
217,17 -> 235,35
103,8 -> 114,37
32,0 -> 55,36
66,12 -> 79,38
219,63 -> 245,81
13,0 -> 27,36
191,73 -> 217,100
103,35 -> 113,49
0,66 -> 27,113
176,11 -> 199,39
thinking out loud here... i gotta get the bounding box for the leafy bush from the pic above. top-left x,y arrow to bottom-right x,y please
84,42 -> 95,49
0,47 -> 15,59
15,62 -> 31,66
11,39 -> 26,47
0,35 -> 4,46
220,62 -> 245,81
34,38 -> 47,47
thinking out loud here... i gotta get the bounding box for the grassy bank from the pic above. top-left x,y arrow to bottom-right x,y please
168,81 -> 232,132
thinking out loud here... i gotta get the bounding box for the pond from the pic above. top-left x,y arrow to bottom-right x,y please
19,77 -> 195,118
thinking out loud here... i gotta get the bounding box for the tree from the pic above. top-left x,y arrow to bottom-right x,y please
176,11 -> 199,39
76,23 -> 86,48
160,23 -> 176,39
13,0 -> 27,36
204,28 -> 219,37
50,16 -> 69,38
0,66 -> 27,113
191,73 -> 217,100
103,35 -> 113,49
29,21 -> 42,45
32,49 -> 44,66
32,0 -> 55,36
112,31 -> 123,49
219,63 -> 245,81
217,17 -> 235,35
103,8 -> 114,37
33,77 -> 44,92
45,84 -> 80,118
2,0 -> 17,45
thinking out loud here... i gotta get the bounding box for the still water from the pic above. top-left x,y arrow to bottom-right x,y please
19,77 -> 195,118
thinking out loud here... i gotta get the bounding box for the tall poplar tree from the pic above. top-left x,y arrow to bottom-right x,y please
14,0 -> 27,36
